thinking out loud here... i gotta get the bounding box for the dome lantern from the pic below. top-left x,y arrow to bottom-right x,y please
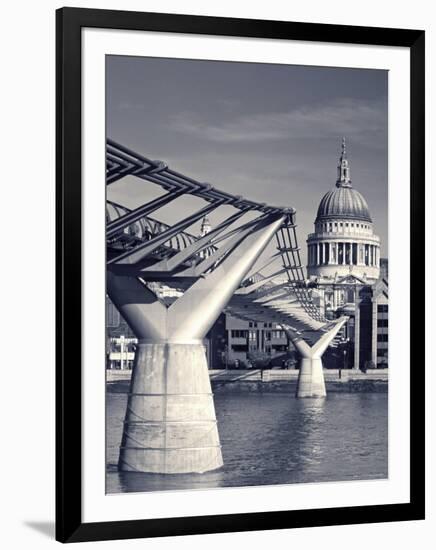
336,137 -> 352,188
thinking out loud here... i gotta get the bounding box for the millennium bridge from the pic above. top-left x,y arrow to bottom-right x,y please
106,139 -> 347,474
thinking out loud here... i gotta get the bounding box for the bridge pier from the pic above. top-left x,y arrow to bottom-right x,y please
108,213 -> 286,473
297,356 -> 326,398
120,340 -> 222,474
285,318 -> 347,398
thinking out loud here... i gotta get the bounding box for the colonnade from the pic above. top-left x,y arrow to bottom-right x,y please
308,241 -> 379,267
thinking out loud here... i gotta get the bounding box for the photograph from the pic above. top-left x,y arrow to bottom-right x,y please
0,1 -> 429,547
105,55 -> 389,494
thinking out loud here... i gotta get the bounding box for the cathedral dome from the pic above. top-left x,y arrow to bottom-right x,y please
316,186 -> 372,223
315,138 -> 372,224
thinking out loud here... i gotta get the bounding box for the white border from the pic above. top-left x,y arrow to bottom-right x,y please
82,28 -> 410,524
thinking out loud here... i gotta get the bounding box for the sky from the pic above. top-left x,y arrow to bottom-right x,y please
106,56 -> 388,263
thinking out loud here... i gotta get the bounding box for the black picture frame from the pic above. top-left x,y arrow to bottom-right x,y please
56,7 -> 425,543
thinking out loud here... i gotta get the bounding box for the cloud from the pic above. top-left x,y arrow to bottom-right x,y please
169,98 -> 387,147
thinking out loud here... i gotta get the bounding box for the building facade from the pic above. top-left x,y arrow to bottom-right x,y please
224,314 -> 291,368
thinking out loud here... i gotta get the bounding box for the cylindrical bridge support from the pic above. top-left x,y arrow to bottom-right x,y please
296,357 -> 326,398
119,340 -> 223,474
284,317 -> 348,398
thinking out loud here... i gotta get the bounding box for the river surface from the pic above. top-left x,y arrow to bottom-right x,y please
106,390 -> 388,494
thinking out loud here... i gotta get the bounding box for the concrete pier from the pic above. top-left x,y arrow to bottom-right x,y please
108,214 -> 286,474
285,318 -> 348,398
296,357 -> 326,398
119,342 -> 223,474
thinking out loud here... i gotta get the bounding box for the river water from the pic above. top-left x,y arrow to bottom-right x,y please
106,390 -> 387,494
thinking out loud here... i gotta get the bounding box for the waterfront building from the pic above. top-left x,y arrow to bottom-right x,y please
106,297 -> 137,369
224,314 -> 291,367
373,276 -> 389,368
307,139 -> 388,369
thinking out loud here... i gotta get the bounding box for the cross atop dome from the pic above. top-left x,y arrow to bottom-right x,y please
340,136 -> 347,158
336,137 -> 352,188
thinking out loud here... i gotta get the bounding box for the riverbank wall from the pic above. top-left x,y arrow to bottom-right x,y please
106,368 -> 388,393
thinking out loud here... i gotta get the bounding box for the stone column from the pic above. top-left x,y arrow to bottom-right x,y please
331,242 -> 336,265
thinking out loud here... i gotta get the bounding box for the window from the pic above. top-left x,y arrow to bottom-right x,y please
377,334 -> 388,342
377,319 -> 388,327
248,322 -> 253,328
231,330 -> 247,338
231,345 -> 248,352
377,304 -> 389,313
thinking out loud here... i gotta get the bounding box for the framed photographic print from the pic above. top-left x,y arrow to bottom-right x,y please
56,7 -> 425,543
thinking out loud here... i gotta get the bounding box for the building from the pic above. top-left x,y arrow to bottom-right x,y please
373,276 -> 389,368
307,139 -> 388,369
106,297 -> 137,369
224,315 -> 291,367
307,137 -> 381,284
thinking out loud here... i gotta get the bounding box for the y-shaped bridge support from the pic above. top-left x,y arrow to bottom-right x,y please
108,214 -> 286,474
284,318 -> 348,398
